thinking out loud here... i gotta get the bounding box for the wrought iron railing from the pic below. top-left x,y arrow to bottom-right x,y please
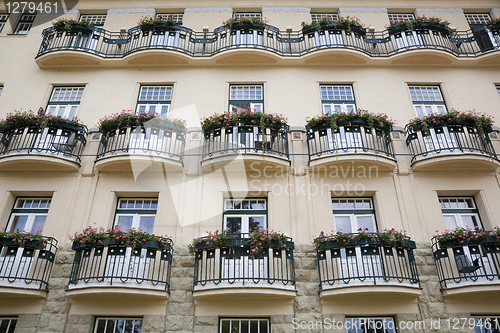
68,241 -> 173,291
432,237 -> 500,290
202,124 -> 289,160
307,124 -> 394,160
0,123 -> 87,163
193,234 -> 295,289
37,24 -> 500,59
405,123 -> 497,164
0,237 -> 57,290
96,124 -> 185,162
317,237 -> 420,290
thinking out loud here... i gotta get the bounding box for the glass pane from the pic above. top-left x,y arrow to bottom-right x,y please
7,319 -> 17,333
221,320 -> 230,333
461,215 -> 481,229
226,217 -> 242,234
151,200 -> 158,209
9,215 -> 29,232
31,215 -> 46,233
240,321 -> 249,333
16,199 -> 25,208
127,201 -> 135,209
105,320 -> 115,333
143,200 -> 150,209
139,216 -> 155,234
225,200 -> 233,210
123,320 -> 134,333
116,320 -> 124,333
335,216 -> 352,233
234,200 -> 242,209
161,105 -> 169,115
257,200 -> 266,210
339,200 -> 347,209
323,105 -> 332,114
31,200 -> 40,209
259,321 -> 268,333
231,321 -> 239,333
241,200 -> 250,210
249,216 -> 265,232
415,106 -> 424,118
465,198 -> 474,208
443,215 -> 458,230
250,200 -> 258,209
95,319 -> 106,333
116,216 -> 133,230
0,320 -> 10,333
357,216 -> 375,232
68,106 -> 78,120
133,320 -> 142,333
250,321 -> 258,333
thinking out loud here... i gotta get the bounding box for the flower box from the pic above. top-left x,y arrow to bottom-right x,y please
70,24 -> 93,34
484,235 -> 500,244
491,23 -> 500,33
230,22 -> 262,30
23,240 -> 41,249
301,25 -> 318,34
350,25 -> 366,36
438,240 -> 458,249
224,238 -> 248,247
154,23 -> 180,32
400,240 -> 416,249
387,25 -> 409,35
140,24 -> 154,32
52,121 -> 86,132
54,25 -> 66,32
141,240 -> 160,249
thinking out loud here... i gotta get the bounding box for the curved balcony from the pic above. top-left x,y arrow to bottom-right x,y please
431,237 -> 500,296
405,123 -> 499,171
95,123 -> 185,172
0,237 -> 57,297
0,123 -> 87,171
201,124 -> 290,171
316,237 -> 420,298
307,123 -> 396,170
67,240 -> 173,298
35,25 -> 500,68
193,235 -> 295,299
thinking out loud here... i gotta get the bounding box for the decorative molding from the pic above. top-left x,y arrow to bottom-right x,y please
107,8 -> 156,14
339,8 -> 388,13
414,8 -> 464,14
262,7 -> 310,12
184,8 -> 233,13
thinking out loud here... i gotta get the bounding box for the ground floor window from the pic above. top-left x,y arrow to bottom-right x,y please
94,318 -> 142,333
219,318 -> 269,333
0,317 -> 17,333
473,316 -> 500,333
346,317 -> 396,333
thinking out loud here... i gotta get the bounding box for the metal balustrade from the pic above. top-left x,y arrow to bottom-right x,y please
317,238 -> 420,290
405,123 -> 498,164
0,123 -> 87,163
202,124 -> 289,160
37,24 -> 500,59
69,241 -> 173,291
307,124 -> 394,160
96,124 -> 185,162
193,234 -> 295,290
0,237 -> 57,291
431,237 -> 500,290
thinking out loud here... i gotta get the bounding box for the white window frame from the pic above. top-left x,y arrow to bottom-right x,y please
94,318 -> 142,333
465,14 -> 500,49
14,14 -> 35,34
229,85 -> 263,113
136,86 -> 172,116
345,317 -> 397,333
472,316 -> 500,333
332,198 -> 377,233
233,12 -> 261,19
113,198 -> 158,234
156,13 -> 183,24
223,198 -> 267,236
439,197 -> 483,230
311,13 -> 338,23
497,85 -> 500,95
80,14 -> 106,26
219,318 -> 269,333
0,86 -> 3,96
408,85 -> 447,118
0,317 -> 18,333
0,14 -> 8,33
6,197 -> 51,234
320,85 -> 356,114
46,87 -> 84,120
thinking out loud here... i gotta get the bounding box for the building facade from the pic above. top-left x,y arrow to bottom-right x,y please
1,1 -> 500,332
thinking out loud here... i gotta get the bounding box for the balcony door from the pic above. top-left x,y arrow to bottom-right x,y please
395,31 -> 423,49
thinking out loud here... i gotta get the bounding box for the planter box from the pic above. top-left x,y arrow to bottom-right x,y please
52,121 -> 86,132
140,24 -> 154,32
350,25 -> 366,36
54,25 -> 66,32
387,25 -> 409,35
401,240 -> 417,249
438,240 -> 458,249
301,25 -> 318,34
142,241 -> 160,249
224,238 -> 248,247
70,24 -> 93,34
484,235 -> 500,244
230,22 -> 263,30
23,240 -> 41,249
154,23 -> 180,32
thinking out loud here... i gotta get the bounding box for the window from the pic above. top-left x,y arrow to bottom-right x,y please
388,13 -> 414,22
388,13 -> 422,48
0,86 -> 3,96
224,198 -> 267,236
311,13 -> 338,23
229,85 -> 263,112
233,12 -> 261,19
157,13 -> 183,24
94,318 -> 142,333
113,198 -> 158,234
473,316 -> 500,333
439,197 -> 482,230
220,318 -> 269,333
80,14 -> 106,26
320,85 -> 355,114
332,198 -> 377,233
497,85 -> 500,95
465,14 -> 500,50
14,14 -> 35,34
0,318 -> 17,333
408,85 -> 446,118
6,198 -> 51,234
0,14 -> 8,33
346,317 -> 396,333
136,86 -> 172,116
231,13 -> 263,45
466,14 -> 492,25
46,87 -> 84,120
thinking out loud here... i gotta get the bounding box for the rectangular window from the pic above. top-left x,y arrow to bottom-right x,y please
408,85 -> 446,118
114,198 -> 158,234
46,86 -> 84,120
346,317 -> 396,333
233,12 -> 262,19
473,316 -> 500,333
465,14 -> 491,25
439,197 -> 482,230
388,13 -> 414,23
320,85 -> 356,114
6,198 -> 51,234
311,13 -> 338,23
0,317 -> 17,333
156,13 -> 183,24
14,14 -> 35,34
332,198 -> 377,233
223,198 -> 267,236
497,85 -> 500,95
465,14 -> 500,51
229,85 -> 263,112
0,85 -> 3,96
0,14 -> 8,32
80,14 -> 106,26
136,85 -> 173,116
219,318 -> 269,333
94,318 -> 143,333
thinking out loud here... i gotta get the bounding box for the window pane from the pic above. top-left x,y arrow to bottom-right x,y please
249,217 -> 265,231
31,215 -> 46,234
226,217 -> 242,234
443,215 -> 458,230
259,321 -> 268,333
116,216 -> 133,230
356,216 -> 375,232
139,216 -> 155,234
9,215 -> 29,232
461,215 -> 481,229
335,216 -> 352,233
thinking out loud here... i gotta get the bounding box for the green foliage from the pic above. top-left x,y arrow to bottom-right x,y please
201,108 -> 288,133
97,111 -> 186,133
138,15 -> 178,26
306,109 -> 394,131
223,15 -> 268,28
188,229 -> 230,255
434,226 -> 488,246
52,18 -> 94,31
386,15 -> 450,31
248,227 -> 287,259
0,228 -> 51,250
313,229 -> 410,249
0,110 -> 86,133
301,15 -> 366,32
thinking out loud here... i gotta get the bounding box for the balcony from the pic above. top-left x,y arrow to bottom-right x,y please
95,123 -> 185,172
201,124 -> 290,171
0,122 -> 87,171
316,238 -> 420,298
0,237 -> 57,297
307,123 -> 396,170
193,235 -> 295,299
67,240 -> 173,298
432,237 -> 500,297
405,122 -> 499,170
35,25 -> 500,68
